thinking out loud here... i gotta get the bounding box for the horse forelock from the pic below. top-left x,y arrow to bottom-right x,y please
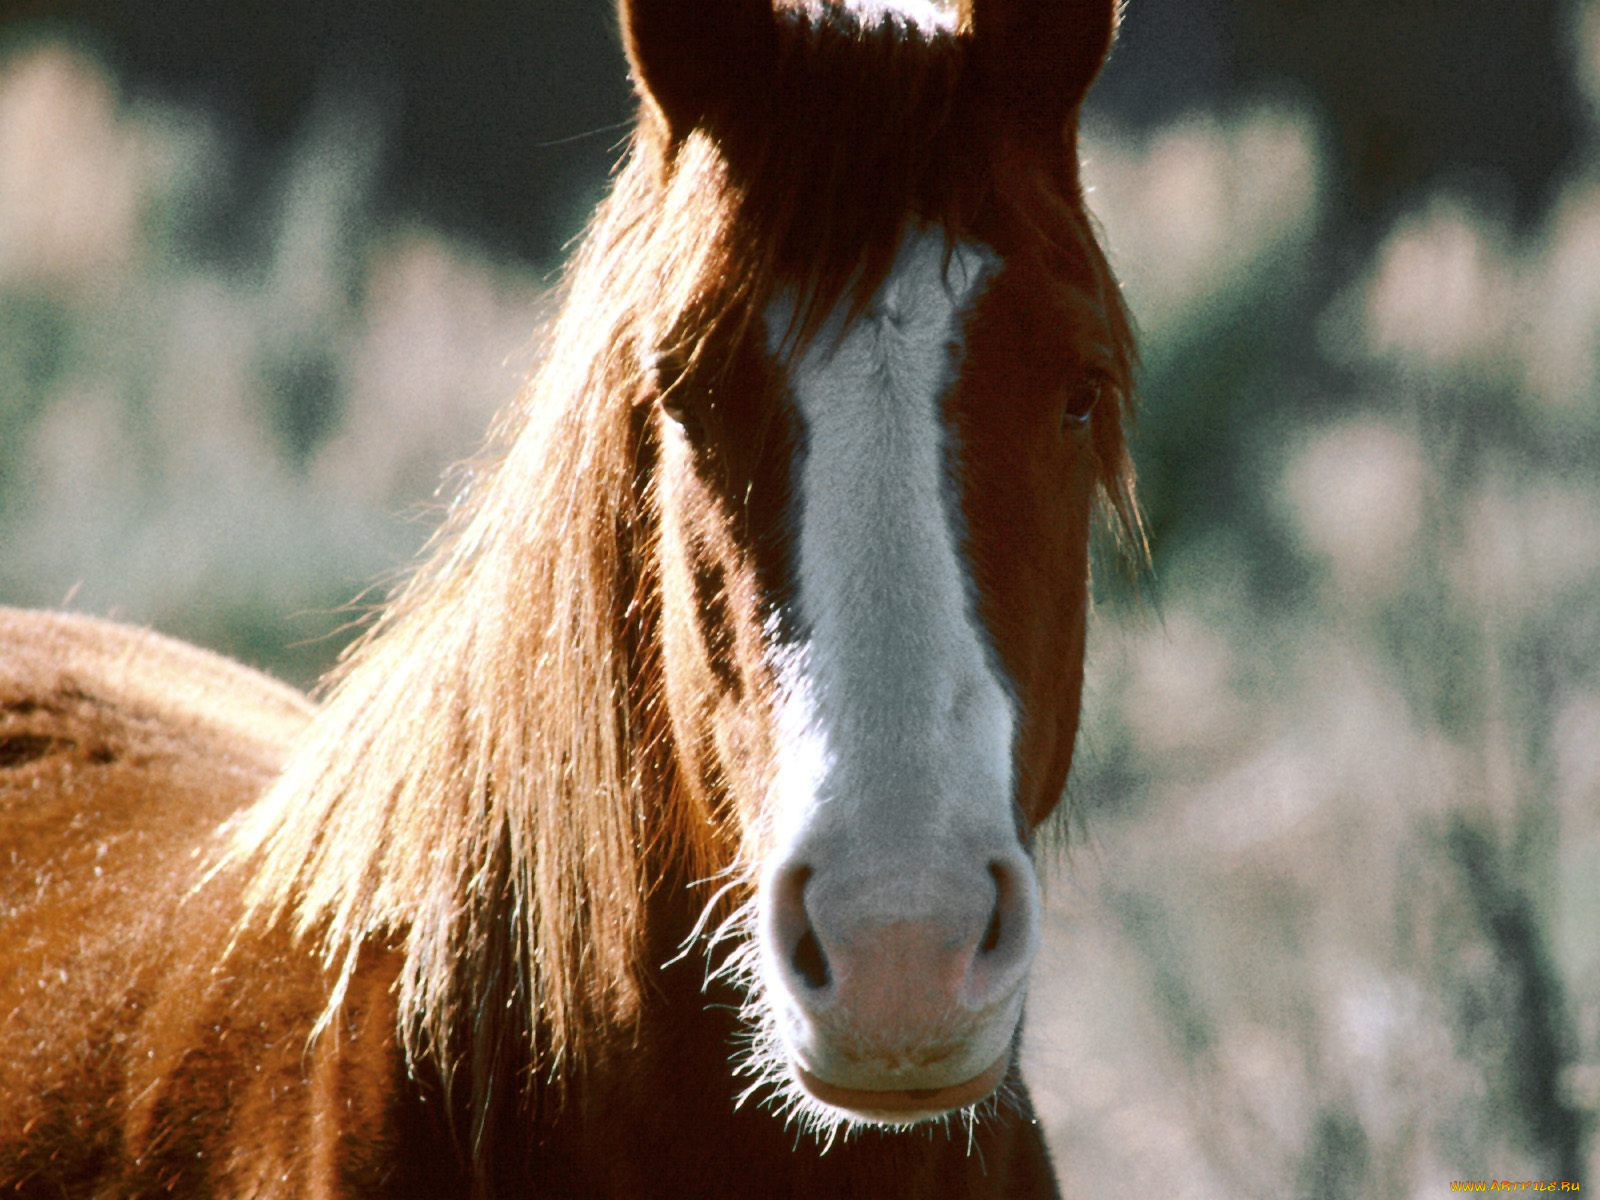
218,0 -> 1139,1141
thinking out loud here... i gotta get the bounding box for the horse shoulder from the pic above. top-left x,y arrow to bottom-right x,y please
0,610 -> 427,1197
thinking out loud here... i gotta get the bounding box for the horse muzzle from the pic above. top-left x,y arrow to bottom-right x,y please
760,847 -> 1040,1124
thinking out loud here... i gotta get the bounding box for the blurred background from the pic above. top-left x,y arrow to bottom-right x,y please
0,0 -> 1595,1193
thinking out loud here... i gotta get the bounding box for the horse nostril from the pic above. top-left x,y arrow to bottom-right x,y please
978,860 -> 1015,958
772,862 -> 832,993
791,924 -> 831,990
979,898 -> 1003,956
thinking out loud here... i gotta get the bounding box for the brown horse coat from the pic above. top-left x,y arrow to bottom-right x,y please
0,610 -> 395,1195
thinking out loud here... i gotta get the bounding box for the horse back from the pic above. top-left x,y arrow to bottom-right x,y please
0,610 -> 429,1198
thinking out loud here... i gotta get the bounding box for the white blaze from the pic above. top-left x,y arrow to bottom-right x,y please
838,0 -> 957,33
765,227 -> 1014,864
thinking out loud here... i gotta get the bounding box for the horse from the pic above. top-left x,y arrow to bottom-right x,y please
0,0 -> 1140,1193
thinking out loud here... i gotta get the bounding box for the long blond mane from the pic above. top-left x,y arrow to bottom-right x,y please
222,5 -> 1140,1120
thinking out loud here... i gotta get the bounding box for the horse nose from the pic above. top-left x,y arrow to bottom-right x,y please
768,853 -> 1038,1032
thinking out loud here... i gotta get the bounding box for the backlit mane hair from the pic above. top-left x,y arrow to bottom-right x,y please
222,0 -> 1140,1114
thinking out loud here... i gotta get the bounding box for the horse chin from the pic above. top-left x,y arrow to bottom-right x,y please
792,1052 -> 1012,1127
756,963 -> 1031,1132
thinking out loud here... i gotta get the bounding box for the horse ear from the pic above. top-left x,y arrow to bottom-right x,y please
965,0 -> 1121,135
620,0 -> 782,139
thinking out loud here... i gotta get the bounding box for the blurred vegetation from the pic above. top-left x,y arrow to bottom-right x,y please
0,2 -> 1596,1195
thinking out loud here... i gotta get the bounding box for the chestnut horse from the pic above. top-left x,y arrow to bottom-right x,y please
0,0 -> 1139,1194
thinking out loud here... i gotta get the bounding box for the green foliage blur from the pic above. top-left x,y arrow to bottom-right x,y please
1,4 -> 1596,1194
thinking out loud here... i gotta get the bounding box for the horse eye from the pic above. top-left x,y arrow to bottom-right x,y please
648,349 -> 707,442
659,390 -> 706,444
1060,376 -> 1102,433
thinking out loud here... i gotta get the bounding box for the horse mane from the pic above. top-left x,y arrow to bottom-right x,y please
221,0 -> 1140,1122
